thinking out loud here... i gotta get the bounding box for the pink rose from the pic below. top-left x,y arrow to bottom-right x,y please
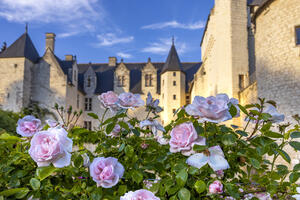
29,127 -> 73,168
120,189 -> 160,200
98,91 -> 119,110
118,92 -> 144,109
185,94 -> 239,123
89,157 -> 124,188
16,115 -> 42,137
169,122 -> 206,156
254,192 -> 272,200
209,180 -> 223,194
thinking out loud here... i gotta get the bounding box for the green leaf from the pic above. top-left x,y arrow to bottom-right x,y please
118,143 -> 125,152
178,188 -> 190,200
119,121 -> 129,130
294,163 -> 300,171
74,154 -> 83,168
0,188 -> 29,197
131,170 -> 143,184
106,122 -> 116,134
277,149 -> 291,163
193,145 -> 207,152
124,145 -> 134,156
194,180 -> 206,194
132,129 -> 140,137
193,122 -> 204,136
176,169 -> 188,187
222,133 -> 237,146
88,113 -> 99,119
0,133 -> 21,141
238,104 -> 248,115
229,104 -> 237,117
30,178 -> 40,191
291,131 -> 300,139
236,130 -> 248,137
289,141 -> 300,151
250,158 -> 260,169
289,172 -> 300,183
118,185 -> 127,196
264,131 -> 283,138
36,165 -> 57,181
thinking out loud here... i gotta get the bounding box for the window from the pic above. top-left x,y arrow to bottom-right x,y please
173,81 -> 176,86
173,72 -> 176,76
14,64 -> 18,68
173,109 -> 176,113
173,95 -> 176,100
84,121 -> 92,131
162,93 -> 164,99
296,26 -> 300,45
85,98 -> 92,111
163,80 -> 164,86
77,94 -> 80,109
117,76 -> 125,87
239,74 -> 246,89
145,74 -> 153,87
186,96 -> 190,104
87,76 -> 91,87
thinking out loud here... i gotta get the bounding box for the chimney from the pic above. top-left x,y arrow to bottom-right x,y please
108,57 -> 117,67
65,55 -> 73,61
45,33 -> 56,52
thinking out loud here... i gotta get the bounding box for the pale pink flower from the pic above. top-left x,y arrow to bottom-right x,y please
98,91 -> 119,110
89,157 -> 124,188
118,92 -> 144,109
46,119 -> 59,128
169,122 -> 206,156
29,127 -> 73,168
292,187 -> 300,200
187,145 -> 230,171
156,135 -> 169,145
209,180 -> 223,194
185,94 -> 239,123
216,170 -> 224,178
120,189 -> 160,200
16,115 -> 42,137
141,142 -> 149,149
106,124 -> 121,137
254,192 -> 272,200
146,92 -> 163,113
140,119 -> 165,136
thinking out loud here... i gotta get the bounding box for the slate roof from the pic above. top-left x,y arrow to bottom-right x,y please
77,61 -> 201,95
0,32 -> 39,63
248,0 -> 268,6
161,44 -> 183,74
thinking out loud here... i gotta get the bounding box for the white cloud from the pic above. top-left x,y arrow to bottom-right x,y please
142,38 -> 187,55
96,33 -> 134,46
141,20 -> 205,30
0,0 -> 104,37
117,52 -> 132,59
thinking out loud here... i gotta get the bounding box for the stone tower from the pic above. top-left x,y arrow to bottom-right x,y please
160,42 -> 186,124
194,0 -> 249,99
0,31 -> 39,112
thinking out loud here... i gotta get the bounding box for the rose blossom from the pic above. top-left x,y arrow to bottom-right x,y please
29,127 -> 73,168
293,187 -> 300,200
89,157 -> 124,188
185,94 -> 239,123
146,92 -> 163,113
187,145 -> 230,171
120,189 -> 160,200
169,122 -> 206,156
118,92 -> 144,109
209,180 -> 223,194
16,115 -> 42,137
246,105 -> 284,124
140,119 -> 165,136
98,91 -> 119,110
254,192 -> 272,200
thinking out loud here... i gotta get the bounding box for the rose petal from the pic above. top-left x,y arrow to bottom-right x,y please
186,153 -> 209,169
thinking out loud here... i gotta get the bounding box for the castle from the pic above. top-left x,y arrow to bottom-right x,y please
0,0 -> 300,133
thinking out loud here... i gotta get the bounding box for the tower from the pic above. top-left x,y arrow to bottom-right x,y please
0,30 -> 39,112
160,41 -> 186,124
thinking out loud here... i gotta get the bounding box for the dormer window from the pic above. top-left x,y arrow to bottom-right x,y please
118,76 -> 125,87
74,70 -> 77,81
145,74 -> 153,87
87,76 -> 91,87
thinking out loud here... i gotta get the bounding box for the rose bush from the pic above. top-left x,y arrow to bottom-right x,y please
1,92 -> 300,199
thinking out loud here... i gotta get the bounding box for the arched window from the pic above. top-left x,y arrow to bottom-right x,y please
145,74 -> 153,87
118,76 -> 125,87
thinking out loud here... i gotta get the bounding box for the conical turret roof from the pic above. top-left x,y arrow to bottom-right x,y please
0,32 -> 39,63
161,43 -> 182,74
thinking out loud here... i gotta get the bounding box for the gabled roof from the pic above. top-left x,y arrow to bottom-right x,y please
0,32 -> 39,63
77,61 -> 201,95
161,44 -> 183,74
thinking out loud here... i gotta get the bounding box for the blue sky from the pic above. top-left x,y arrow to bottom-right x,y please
0,0 -> 213,63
